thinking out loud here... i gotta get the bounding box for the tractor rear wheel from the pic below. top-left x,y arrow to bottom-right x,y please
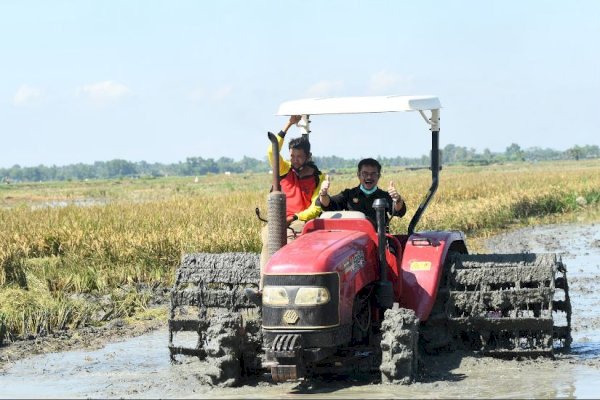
420,251 -> 456,354
445,253 -> 570,356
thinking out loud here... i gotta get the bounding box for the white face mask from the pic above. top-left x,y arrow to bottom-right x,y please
359,184 -> 378,195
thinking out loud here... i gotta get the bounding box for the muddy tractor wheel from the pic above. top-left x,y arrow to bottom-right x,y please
445,253 -> 571,357
168,252 -> 262,386
380,305 -> 420,384
240,317 -> 264,375
203,311 -> 244,386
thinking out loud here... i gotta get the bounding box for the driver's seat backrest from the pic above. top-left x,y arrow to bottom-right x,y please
318,210 -> 367,220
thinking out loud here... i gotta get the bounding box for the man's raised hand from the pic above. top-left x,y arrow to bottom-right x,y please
388,180 -> 400,202
320,174 -> 331,196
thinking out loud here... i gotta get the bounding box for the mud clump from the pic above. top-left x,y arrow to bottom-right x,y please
203,313 -> 243,387
445,253 -> 571,355
168,252 -> 261,387
380,306 -> 419,384
172,252 -> 260,309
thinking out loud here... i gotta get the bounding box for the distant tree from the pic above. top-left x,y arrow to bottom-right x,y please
239,156 -> 268,172
580,145 -> 600,159
483,148 -> 493,161
104,159 -> 137,178
566,145 -> 583,161
505,143 -> 524,161
525,146 -> 562,161
442,144 -> 457,163
2,142 -> 599,182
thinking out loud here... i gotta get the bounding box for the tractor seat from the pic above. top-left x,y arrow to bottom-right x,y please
319,211 -> 366,219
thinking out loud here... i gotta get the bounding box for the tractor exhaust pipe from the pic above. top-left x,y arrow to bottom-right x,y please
267,132 -> 287,258
373,198 -> 394,309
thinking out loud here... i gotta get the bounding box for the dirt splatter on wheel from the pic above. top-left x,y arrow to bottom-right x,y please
240,317 -> 263,375
168,252 -> 261,386
202,311 -> 243,386
446,253 -> 571,356
380,305 -> 419,384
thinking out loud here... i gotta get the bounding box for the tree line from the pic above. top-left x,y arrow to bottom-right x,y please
2,143 -> 598,183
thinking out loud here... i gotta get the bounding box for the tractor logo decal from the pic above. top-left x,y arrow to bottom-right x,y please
341,251 -> 365,275
410,261 -> 432,271
283,310 -> 300,324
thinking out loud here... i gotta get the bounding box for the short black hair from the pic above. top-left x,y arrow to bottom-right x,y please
288,136 -> 311,155
357,158 -> 382,174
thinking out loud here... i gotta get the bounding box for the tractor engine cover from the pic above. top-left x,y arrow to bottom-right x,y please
262,228 -> 380,330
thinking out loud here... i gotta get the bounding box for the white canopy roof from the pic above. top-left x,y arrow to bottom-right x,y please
276,95 -> 441,116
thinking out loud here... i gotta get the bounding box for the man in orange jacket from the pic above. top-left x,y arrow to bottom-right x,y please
260,115 -> 325,273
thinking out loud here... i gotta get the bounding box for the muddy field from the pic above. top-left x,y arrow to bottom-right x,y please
1,222 -> 599,399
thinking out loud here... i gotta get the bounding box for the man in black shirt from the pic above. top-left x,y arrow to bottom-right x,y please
316,158 -> 406,228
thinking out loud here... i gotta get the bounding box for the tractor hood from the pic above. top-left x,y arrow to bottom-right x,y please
264,229 -> 376,276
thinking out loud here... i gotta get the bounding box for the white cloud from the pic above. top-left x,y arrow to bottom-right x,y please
305,80 -> 344,98
367,71 -> 413,94
188,87 -> 205,102
213,84 -> 233,100
77,80 -> 131,102
13,85 -> 42,106
188,84 -> 233,102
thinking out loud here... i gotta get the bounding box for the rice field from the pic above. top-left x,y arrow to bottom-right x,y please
1,159 -> 600,343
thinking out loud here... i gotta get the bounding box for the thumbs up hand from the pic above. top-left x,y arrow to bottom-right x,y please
320,174 -> 331,196
388,180 -> 401,202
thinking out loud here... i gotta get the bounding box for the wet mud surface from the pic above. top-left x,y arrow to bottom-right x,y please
1,222 -> 600,398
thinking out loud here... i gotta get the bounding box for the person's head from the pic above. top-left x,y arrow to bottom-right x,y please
357,158 -> 382,190
288,136 -> 311,171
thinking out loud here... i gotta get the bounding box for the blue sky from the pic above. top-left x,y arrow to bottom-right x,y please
1,0 -> 599,168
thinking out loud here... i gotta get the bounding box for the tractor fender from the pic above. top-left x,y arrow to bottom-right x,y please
398,231 -> 466,321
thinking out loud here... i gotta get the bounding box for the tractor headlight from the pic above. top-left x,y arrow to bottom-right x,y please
262,286 -> 289,306
294,287 -> 331,306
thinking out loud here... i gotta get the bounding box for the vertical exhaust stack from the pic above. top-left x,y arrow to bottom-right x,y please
267,132 -> 287,258
373,198 -> 394,309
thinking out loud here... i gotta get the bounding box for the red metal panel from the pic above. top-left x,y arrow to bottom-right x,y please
264,228 -> 379,325
302,218 -> 378,241
263,218 -> 419,324
265,229 -> 371,275
399,231 -> 465,321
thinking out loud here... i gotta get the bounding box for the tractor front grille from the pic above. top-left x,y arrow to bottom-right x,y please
262,273 -> 339,329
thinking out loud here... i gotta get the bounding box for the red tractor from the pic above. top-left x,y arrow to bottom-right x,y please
168,96 -> 572,385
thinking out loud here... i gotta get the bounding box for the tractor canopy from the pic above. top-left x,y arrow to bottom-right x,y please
275,94 -> 441,235
276,95 -> 441,115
